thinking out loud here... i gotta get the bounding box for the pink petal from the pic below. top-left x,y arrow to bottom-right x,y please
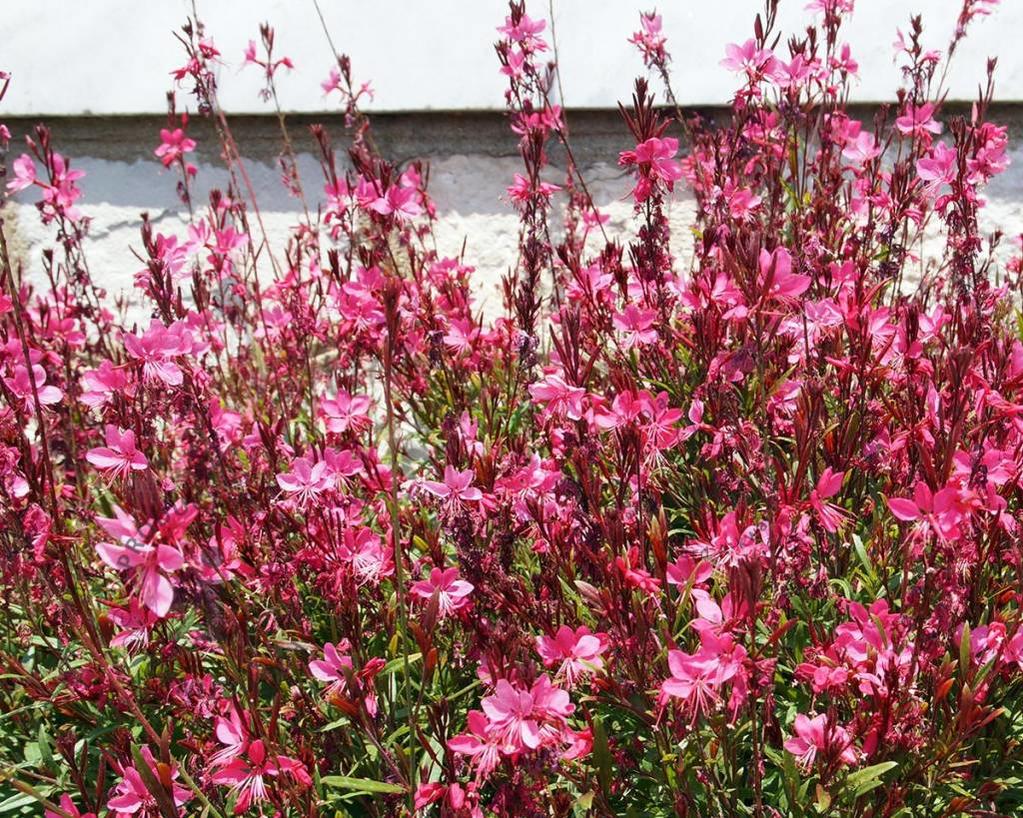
447,734 -> 483,755
86,448 -> 124,469
887,497 -> 919,521
309,660 -> 337,682
106,793 -> 143,811
420,480 -> 450,498
141,570 -> 174,617
520,719 -> 542,749
157,544 -> 184,572
96,542 -> 145,570
276,474 -> 300,491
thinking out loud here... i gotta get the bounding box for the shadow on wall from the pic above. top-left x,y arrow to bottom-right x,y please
6,105 -> 1023,207
1,111 -> 636,212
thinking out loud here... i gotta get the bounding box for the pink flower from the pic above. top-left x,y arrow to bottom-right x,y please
211,739 -> 310,815
309,642 -> 380,717
629,12 -> 668,67
414,783 -> 446,812
46,795 -> 96,818
661,648 -> 724,721
411,567 -> 474,618
720,39 -> 777,75
497,12 -> 547,50
806,0 -> 855,14
86,425 -> 148,478
106,599 -> 159,651
770,55 -> 816,90
967,122 -> 1009,184
241,30 -> 294,95
955,0 -> 999,38
618,137 -> 683,202
107,746 -> 191,817
661,623 -> 750,722
887,480 -> 964,541
841,131 -> 880,165
276,457 -> 334,507
830,43 -> 858,75
499,47 -> 527,78
4,363 -> 63,410
784,713 -> 858,769
321,390 -> 372,434
537,625 -> 608,685
210,706 -> 250,767
759,247 -> 810,301
507,173 -> 561,204
529,372 -> 586,420
12,152 -> 86,223
481,676 -> 573,752
613,304 -> 658,349
309,642 -> 352,689
638,389 -> 683,453
448,710 -> 502,780
322,447 -> 363,485
368,185 -> 422,220
420,465 -> 483,504
321,67 -> 342,95
123,321 -> 188,386
1005,630 -> 1023,671
895,102 -> 942,138
7,154 -> 36,192
443,317 -> 481,355
666,554 -> 713,589
723,182 -> 761,220
916,143 -> 958,195
80,360 -> 129,408
616,546 -> 661,596
154,126 -> 197,175
809,468 -> 849,533
337,526 -> 393,586
95,507 -> 183,618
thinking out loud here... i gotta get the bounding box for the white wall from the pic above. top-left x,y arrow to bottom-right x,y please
4,0 -> 1022,115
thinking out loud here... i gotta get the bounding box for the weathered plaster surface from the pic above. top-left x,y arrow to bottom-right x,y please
3,111 -> 1022,321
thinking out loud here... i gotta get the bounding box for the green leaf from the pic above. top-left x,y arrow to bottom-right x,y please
851,535 -> 877,589
319,716 -> 351,733
0,793 -> 37,813
846,761 -> 898,796
380,652 -> 422,677
37,723 -> 54,772
321,776 -> 406,795
573,791 -> 595,816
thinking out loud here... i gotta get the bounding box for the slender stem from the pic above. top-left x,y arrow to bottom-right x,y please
382,307 -> 416,808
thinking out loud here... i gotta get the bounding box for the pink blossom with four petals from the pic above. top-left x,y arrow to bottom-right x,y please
86,425 -> 148,478
411,566 -> 474,618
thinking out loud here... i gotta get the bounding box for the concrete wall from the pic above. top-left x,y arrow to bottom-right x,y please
3,113 -> 668,316
4,108 -> 1023,320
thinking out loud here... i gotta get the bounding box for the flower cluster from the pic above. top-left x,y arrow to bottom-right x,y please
2,1 -> 1022,816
